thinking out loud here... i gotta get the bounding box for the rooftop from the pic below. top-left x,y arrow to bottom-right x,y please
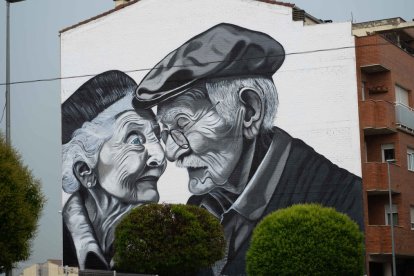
60,0 -> 311,34
353,17 -> 414,55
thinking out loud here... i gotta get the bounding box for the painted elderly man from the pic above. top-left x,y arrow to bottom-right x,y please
133,23 -> 363,275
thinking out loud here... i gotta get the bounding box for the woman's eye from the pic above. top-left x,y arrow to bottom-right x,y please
127,133 -> 145,145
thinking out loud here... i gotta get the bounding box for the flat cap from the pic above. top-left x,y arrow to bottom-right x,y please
134,23 -> 285,109
62,70 -> 137,144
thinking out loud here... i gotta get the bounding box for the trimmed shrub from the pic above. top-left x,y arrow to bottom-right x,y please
114,203 -> 225,275
246,204 -> 364,276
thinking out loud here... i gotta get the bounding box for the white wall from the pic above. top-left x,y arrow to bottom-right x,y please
61,0 -> 361,204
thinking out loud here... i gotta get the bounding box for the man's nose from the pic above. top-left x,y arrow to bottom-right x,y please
164,135 -> 190,162
146,143 -> 166,167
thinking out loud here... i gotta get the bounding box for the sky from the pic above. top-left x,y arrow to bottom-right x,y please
0,0 -> 413,273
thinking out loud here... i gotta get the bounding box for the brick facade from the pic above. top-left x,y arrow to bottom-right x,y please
357,33 -> 414,276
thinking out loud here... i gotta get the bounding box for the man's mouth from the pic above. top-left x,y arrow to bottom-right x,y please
137,176 -> 159,182
187,166 -> 207,180
187,166 -> 207,172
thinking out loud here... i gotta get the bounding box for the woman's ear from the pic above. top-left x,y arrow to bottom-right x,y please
238,87 -> 264,139
73,161 -> 97,189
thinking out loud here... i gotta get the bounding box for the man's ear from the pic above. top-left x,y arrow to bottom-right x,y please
238,87 -> 264,139
73,161 -> 97,189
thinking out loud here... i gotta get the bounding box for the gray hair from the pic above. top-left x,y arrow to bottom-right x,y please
62,94 -> 134,194
205,76 -> 278,132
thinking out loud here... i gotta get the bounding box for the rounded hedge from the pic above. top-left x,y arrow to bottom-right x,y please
114,203 -> 225,275
246,204 -> 364,276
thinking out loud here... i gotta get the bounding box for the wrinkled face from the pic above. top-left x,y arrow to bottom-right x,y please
158,93 -> 244,195
97,110 -> 166,203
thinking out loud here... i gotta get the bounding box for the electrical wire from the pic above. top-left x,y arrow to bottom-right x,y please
0,40 -> 412,87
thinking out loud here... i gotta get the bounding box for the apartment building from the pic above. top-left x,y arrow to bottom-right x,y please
354,17 -> 414,276
19,260 -> 78,276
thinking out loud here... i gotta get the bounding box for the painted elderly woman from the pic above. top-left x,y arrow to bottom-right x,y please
61,70 -> 165,270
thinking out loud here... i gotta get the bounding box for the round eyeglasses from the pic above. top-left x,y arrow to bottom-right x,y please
161,129 -> 189,149
160,101 -> 220,149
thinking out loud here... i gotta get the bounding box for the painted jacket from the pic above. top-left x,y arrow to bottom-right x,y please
63,191 -> 135,270
188,127 -> 363,276
63,193 -> 112,270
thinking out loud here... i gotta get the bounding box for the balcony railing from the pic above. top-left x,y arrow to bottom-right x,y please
365,225 -> 407,254
363,162 -> 401,193
395,103 -> 414,133
360,100 -> 414,135
359,100 -> 396,135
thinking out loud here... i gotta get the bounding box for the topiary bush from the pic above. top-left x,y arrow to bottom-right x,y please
114,203 -> 225,275
246,204 -> 364,276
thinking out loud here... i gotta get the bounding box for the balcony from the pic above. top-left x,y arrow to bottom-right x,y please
361,64 -> 390,74
366,225 -> 407,254
395,103 -> 414,134
360,100 -> 397,135
360,100 -> 414,136
363,162 -> 401,194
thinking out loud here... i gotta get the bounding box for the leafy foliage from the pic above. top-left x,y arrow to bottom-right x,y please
114,203 -> 225,275
0,135 -> 45,272
246,204 -> 364,276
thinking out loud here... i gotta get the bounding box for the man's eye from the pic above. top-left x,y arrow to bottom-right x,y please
126,133 -> 145,145
177,117 -> 191,129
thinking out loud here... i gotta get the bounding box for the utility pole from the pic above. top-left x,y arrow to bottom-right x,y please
5,0 -> 11,145
5,0 -> 25,146
4,3 -> 27,274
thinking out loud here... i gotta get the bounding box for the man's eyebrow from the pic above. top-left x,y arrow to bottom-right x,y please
157,107 -> 192,123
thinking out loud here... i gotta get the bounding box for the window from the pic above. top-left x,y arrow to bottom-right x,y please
410,206 -> 414,230
408,148 -> 414,172
361,81 -> 366,101
381,144 -> 395,162
395,84 -> 410,107
385,204 -> 398,226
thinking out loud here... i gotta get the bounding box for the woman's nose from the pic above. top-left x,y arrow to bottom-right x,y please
146,143 -> 166,167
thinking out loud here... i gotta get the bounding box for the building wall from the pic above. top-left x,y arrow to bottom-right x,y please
22,264 -> 38,276
60,0 -> 363,271
61,0 -> 361,203
356,35 -> 414,103
357,33 -> 414,275
20,261 -> 78,276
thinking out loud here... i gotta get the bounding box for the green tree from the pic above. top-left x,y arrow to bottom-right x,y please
246,204 -> 364,276
0,135 -> 45,273
114,203 -> 225,276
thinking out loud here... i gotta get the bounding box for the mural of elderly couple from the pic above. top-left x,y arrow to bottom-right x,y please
62,23 -> 363,275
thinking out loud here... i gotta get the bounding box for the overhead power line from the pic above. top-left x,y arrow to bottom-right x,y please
0,40 -> 412,87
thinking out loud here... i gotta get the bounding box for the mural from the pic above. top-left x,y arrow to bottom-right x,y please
133,23 -> 363,276
61,70 -> 166,269
62,23 -> 363,275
